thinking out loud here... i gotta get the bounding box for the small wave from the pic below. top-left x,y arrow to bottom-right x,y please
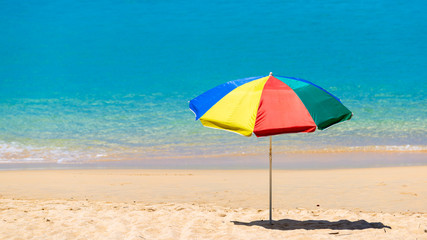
284,145 -> 427,154
348,145 -> 427,152
0,141 -> 109,164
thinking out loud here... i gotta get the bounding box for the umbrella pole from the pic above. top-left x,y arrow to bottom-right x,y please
269,136 -> 273,225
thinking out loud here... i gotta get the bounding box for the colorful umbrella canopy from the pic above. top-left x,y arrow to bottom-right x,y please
189,73 -> 352,137
189,73 -> 352,224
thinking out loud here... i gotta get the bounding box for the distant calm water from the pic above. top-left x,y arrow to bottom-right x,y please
0,0 -> 426,166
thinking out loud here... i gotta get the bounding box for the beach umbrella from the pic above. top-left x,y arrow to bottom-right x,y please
189,72 -> 352,224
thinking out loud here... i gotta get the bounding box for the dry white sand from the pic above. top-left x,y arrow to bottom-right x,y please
0,166 -> 426,239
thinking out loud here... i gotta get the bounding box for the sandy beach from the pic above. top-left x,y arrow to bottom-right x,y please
0,166 -> 426,239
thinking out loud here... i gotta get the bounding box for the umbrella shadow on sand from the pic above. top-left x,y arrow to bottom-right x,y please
232,218 -> 391,231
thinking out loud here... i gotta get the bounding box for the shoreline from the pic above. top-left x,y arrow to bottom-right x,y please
1,151 -> 426,170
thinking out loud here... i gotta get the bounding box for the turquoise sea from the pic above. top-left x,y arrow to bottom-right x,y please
0,0 -> 426,168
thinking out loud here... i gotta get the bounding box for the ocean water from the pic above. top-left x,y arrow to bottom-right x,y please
0,0 -> 426,167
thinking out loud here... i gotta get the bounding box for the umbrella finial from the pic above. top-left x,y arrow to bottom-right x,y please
269,72 -> 273,76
